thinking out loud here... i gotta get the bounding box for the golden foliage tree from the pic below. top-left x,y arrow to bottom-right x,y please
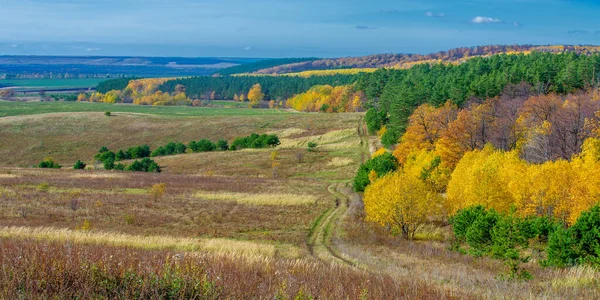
248,84 -> 264,107
364,171 -> 441,239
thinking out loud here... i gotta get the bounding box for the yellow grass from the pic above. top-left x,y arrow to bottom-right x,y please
0,226 -> 303,259
70,173 -> 127,179
279,129 -> 359,149
195,191 -> 317,206
327,157 -> 355,167
0,174 -> 19,178
267,127 -> 307,138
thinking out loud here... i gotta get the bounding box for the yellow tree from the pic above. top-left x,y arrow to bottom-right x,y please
364,171 -> 441,239
77,93 -> 88,102
239,93 -> 246,102
248,84 -> 264,107
445,145 -> 519,215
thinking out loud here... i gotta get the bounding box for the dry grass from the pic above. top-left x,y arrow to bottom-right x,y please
327,157 -> 355,167
0,238 -> 460,299
0,168 -> 333,246
0,109 -> 359,167
195,191 -> 317,206
0,226 -> 302,259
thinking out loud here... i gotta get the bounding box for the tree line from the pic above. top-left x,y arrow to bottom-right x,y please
359,52 -> 600,144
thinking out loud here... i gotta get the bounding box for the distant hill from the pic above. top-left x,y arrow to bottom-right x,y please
213,58 -> 319,76
246,45 -> 600,75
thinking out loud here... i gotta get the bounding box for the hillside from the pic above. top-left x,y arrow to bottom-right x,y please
246,45 -> 600,75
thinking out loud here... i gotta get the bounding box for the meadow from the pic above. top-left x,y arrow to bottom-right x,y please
1,101 -> 598,299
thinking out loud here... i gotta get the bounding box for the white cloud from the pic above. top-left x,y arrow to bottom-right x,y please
11,44 -> 18,47
425,12 -> 444,18
85,47 -> 101,52
242,46 -> 252,51
471,16 -> 502,24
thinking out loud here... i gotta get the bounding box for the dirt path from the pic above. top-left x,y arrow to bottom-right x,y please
307,117 -> 370,267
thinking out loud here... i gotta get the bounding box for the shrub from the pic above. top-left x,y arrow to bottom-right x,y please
217,140 -> 229,151
103,157 -> 115,170
307,142 -> 318,152
38,158 -> 61,169
126,158 -> 161,173
73,160 -> 87,170
188,139 -> 216,153
113,163 -> 126,171
151,142 -> 187,157
104,111 -> 111,116
546,205 -> 600,267
231,133 -> 280,150
126,145 -> 151,159
353,152 -> 398,192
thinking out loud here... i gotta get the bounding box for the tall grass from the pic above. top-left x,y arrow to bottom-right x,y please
0,238 -> 458,299
195,191 -> 317,206
0,226 -> 304,259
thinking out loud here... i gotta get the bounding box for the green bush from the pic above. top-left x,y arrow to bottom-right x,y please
73,160 -> 86,170
217,140 -> 229,151
188,139 -> 216,153
104,111 -> 111,116
353,152 -> 398,192
546,205 -> 600,267
38,158 -> 61,169
126,158 -> 161,173
307,142 -> 318,152
231,133 -> 280,150
151,142 -> 187,157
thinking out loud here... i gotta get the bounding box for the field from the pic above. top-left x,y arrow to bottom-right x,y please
1,101 -> 599,299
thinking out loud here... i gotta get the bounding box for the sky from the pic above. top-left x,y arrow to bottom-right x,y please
1,0 -> 600,58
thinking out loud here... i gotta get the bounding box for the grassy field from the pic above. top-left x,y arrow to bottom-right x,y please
1,101 -> 597,299
0,100 -> 285,118
0,78 -> 105,89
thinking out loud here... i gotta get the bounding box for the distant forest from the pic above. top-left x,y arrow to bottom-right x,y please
357,52 -> 600,143
251,45 -> 600,74
159,74 -> 358,100
214,58 -> 319,76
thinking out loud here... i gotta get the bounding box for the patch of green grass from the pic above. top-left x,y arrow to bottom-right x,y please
0,101 -> 290,118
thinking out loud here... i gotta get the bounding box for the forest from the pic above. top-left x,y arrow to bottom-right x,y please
214,57 -> 318,76
353,51 -> 600,275
359,52 -> 600,145
159,74 -> 358,100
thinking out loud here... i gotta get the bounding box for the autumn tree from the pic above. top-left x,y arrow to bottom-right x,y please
248,84 -> 264,107
364,171 -> 441,239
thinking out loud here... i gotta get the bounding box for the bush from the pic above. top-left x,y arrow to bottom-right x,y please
546,205 -> 600,267
188,139 -> 216,153
104,111 -> 111,116
353,152 -> 398,192
151,142 -> 187,157
231,133 -> 280,150
38,158 -> 61,169
126,145 -> 151,159
126,158 -> 161,173
103,158 -> 115,170
113,163 -> 126,171
73,160 -> 87,170
307,142 -> 318,152
217,140 -> 229,151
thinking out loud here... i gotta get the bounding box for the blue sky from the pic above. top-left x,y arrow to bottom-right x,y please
1,0 -> 599,57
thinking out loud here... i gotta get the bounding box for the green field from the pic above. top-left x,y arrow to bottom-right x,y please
0,101 -> 288,118
0,78 -> 105,89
